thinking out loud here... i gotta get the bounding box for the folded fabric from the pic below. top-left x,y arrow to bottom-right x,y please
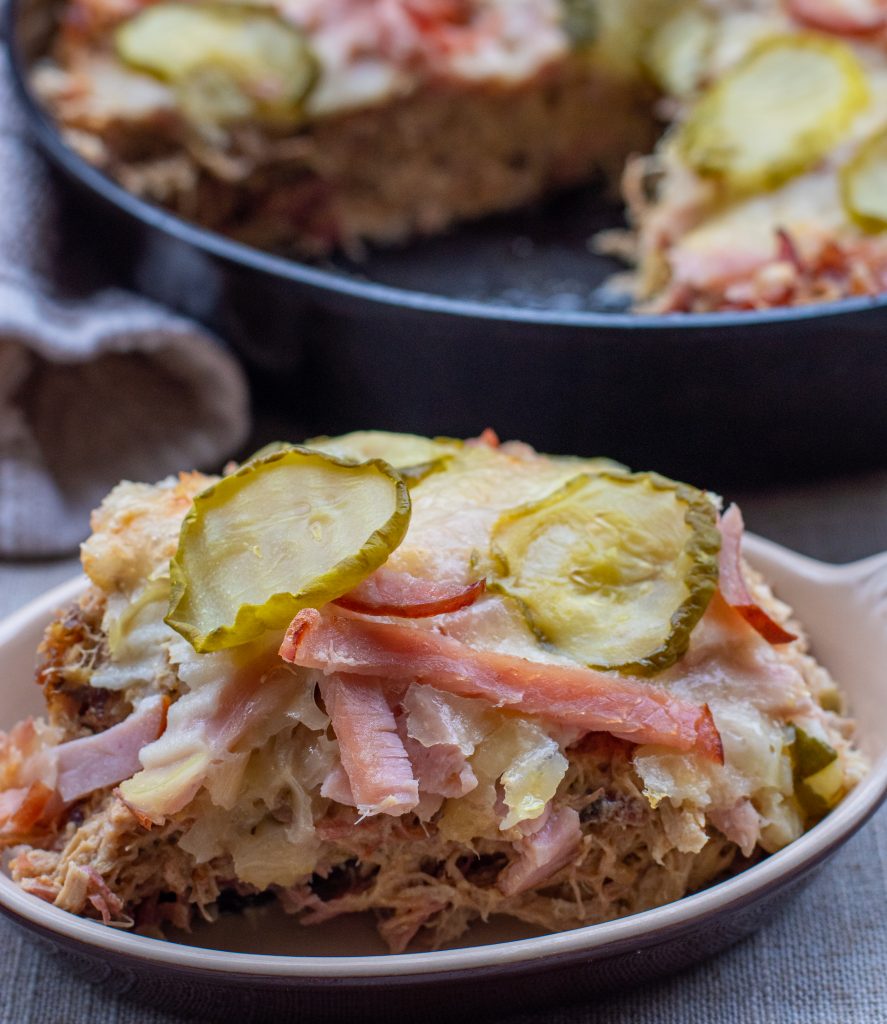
0,50 -> 250,558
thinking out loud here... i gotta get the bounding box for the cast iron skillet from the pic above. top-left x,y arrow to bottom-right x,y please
7,0 -> 887,489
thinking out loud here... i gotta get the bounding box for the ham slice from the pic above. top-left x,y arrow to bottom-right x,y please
320,763 -> 357,805
319,675 -> 419,817
498,805 -> 581,896
466,428 -> 501,448
56,696 -> 167,804
334,567 -> 485,618
718,505 -> 797,645
398,723 -> 477,798
0,782 -> 56,838
708,798 -> 760,858
0,699 -> 166,836
396,684 -> 488,799
0,787 -> 28,821
517,802 -> 552,837
280,611 -> 724,763
787,0 -> 887,35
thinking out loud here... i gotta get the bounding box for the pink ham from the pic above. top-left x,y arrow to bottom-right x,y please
320,763 -> 357,805
396,685 -> 484,798
281,611 -> 724,763
334,567 -> 485,618
398,723 -> 477,798
719,505 -> 797,645
787,0 -> 887,35
319,674 -> 419,817
0,719 -> 43,771
466,427 -> 501,448
708,799 -> 760,858
517,802 -> 552,838
55,696 -> 167,804
0,787 -> 28,821
0,720 -> 60,838
0,782 -> 57,839
670,245 -> 769,292
498,806 -> 582,896
320,763 -> 443,821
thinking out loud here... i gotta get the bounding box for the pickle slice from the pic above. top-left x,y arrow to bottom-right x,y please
679,34 -> 869,193
166,448 -> 410,652
244,441 -> 297,464
116,3 -> 317,125
645,4 -> 715,99
304,431 -> 460,465
304,431 -> 462,486
791,726 -> 843,818
490,472 -> 721,675
841,128 -> 887,232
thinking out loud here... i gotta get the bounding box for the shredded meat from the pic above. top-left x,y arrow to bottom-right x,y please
35,589 -> 130,739
38,58 -> 657,258
5,730 -> 744,949
273,734 -> 745,951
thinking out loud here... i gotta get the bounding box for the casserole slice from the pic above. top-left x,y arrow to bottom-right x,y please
0,432 -> 866,950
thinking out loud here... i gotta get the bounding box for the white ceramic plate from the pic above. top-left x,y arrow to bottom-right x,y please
1,536 -> 886,1021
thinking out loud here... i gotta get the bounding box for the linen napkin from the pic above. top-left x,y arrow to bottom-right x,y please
0,49 -> 251,558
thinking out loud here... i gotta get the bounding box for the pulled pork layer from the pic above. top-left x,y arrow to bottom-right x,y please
42,59 -> 655,257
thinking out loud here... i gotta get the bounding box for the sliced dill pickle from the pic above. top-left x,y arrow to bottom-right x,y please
490,472 -> 721,675
116,3 -> 317,125
548,454 -> 628,476
817,687 -> 843,714
679,34 -> 869,193
645,4 -> 715,99
582,0 -> 674,77
796,759 -> 844,817
304,431 -> 461,486
166,448 -> 410,652
841,128 -> 887,232
792,725 -> 838,778
243,441 -> 295,464
791,726 -> 842,817
304,431 -> 460,466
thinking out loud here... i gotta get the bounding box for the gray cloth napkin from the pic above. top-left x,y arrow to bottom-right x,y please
0,49 -> 250,558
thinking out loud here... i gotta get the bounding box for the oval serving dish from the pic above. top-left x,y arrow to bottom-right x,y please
7,0 -> 887,490
1,535 -> 886,1022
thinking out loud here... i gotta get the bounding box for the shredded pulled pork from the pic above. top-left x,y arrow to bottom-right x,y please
35,589 -> 126,739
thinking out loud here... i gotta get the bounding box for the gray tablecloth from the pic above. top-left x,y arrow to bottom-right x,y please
2,470 -> 886,1024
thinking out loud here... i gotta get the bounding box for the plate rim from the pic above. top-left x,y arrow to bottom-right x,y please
1,539 -> 886,980
8,0 -> 887,333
